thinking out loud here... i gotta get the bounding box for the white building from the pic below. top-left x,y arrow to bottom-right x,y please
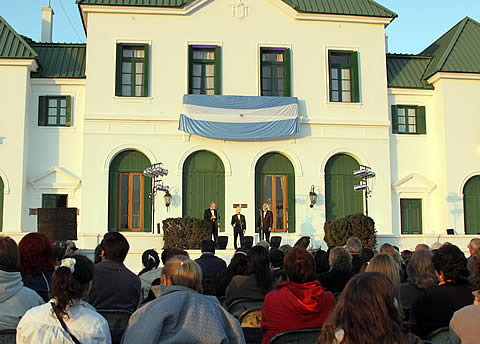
1,0 -> 479,268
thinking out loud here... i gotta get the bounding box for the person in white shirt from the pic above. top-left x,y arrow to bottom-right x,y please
231,207 -> 246,249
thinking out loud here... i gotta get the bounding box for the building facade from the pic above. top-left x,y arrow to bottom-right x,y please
1,1 -> 479,267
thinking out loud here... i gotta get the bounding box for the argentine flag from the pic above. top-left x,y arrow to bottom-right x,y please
179,94 -> 299,140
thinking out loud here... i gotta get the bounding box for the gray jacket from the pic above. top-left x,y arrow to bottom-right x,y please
0,269 -> 44,330
121,285 -> 245,344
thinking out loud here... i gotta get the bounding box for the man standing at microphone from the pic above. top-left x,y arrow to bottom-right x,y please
231,207 -> 246,250
258,203 -> 273,243
204,202 -> 219,242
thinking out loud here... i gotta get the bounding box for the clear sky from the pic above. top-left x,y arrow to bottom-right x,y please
0,0 -> 479,54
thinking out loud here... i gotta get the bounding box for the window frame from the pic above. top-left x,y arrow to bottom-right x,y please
400,198 -> 423,235
115,43 -> 149,97
262,174 -> 288,232
117,172 -> 144,231
188,45 -> 221,95
42,194 -> 68,208
391,105 -> 426,134
260,47 -> 291,97
38,96 -> 72,127
328,50 -> 359,103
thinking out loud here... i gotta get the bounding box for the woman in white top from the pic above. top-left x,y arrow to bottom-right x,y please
17,255 -> 111,344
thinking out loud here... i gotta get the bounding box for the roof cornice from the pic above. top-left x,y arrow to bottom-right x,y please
0,58 -> 38,71
427,72 -> 480,84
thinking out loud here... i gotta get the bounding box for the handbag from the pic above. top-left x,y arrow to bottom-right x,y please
51,303 -> 82,344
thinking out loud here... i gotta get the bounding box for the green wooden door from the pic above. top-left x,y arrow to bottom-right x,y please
464,176 -> 480,234
325,154 -> 363,221
400,199 -> 422,234
183,151 -> 225,232
255,153 -> 295,233
108,150 -> 151,232
0,177 -> 3,232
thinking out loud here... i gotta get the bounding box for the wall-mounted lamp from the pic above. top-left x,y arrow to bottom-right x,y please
164,190 -> 172,210
309,185 -> 317,208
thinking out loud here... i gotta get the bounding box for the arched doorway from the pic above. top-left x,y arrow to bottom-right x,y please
255,153 -> 295,233
183,150 -> 225,232
0,177 -> 3,232
108,150 -> 152,232
463,176 -> 480,234
325,154 -> 363,221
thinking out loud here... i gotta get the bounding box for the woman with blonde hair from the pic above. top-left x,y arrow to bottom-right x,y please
366,254 -> 401,291
122,255 -> 245,344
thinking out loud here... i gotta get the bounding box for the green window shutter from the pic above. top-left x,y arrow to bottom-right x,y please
115,44 -> 123,96
400,199 -> 422,234
0,177 -> 3,232
188,45 -> 193,94
143,44 -> 149,97
463,176 -> 480,234
284,48 -> 291,97
351,51 -> 360,103
391,105 -> 398,134
214,46 -> 221,95
38,96 -> 48,126
65,96 -> 72,127
416,106 -> 426,134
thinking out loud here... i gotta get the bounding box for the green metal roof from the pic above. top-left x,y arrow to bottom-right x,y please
386,54 -> 434,90
30,43 -> 86,78
0,16 -> 38,59
77,0 -> 397,18
420,17 -> 480,79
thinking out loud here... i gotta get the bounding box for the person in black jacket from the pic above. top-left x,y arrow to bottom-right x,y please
204,202 -> 219,242
257,203 -> 273,243
231,207 -> 246,250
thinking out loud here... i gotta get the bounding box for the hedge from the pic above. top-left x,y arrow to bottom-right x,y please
162,217 -> 210,249
323,214 -> 376,249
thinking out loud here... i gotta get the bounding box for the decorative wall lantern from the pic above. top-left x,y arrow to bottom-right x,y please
309,185 -> 317,208
164,190 -> 172,210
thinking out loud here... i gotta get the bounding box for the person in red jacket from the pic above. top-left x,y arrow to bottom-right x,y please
260,246 -> 335,344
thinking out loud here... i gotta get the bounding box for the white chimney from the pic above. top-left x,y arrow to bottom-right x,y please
41,5 -> 54,43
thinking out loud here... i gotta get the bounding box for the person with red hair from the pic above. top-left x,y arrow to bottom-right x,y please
260,247 -> 335,344
18,233 -> 56,302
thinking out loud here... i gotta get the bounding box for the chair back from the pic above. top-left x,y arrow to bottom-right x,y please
0,329 -> 16,344
242,328 -> 263,344
269,328 -> 322,344
239,309 -> 262,328
97,309 -> 132,344
227,299 -> 264,318
426,327 -> 450,344
270,236 -> 282,249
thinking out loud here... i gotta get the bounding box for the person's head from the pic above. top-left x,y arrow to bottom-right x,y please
210,202 -> 216,210
101,232 -> 129,262
52,241 -> 67,264
18,232 -> 55,275
165,247 -> 189,262
345,237 -> 362,255
315,249 -> 330,274
51,255 -> 95,319
161,248 -> 171,265
319,272 -> 406,344
94,244 -> 103,264
468,250 -> 480,291
200,239 -> 215,254
141,249 -> 159,271
268,249 -> 284,269
278,244 -> 291,255
262,203 -> 269,211
379,243 -> 403,266
329,247 -> 352,273
256,240 -> 270,251
247,245 -> 271,292
0,236 -> 19,272
432,244 -> 468,284
161,255 -> 202,292
366,254 -> 400,291
415,243 -> 430,252
406,250 -> 436,289
431,242 -> 443,251
468,238 -> 480,255
236,207 -> 242,215
401,250 -> 412,262
228,251 -> 248,275
360,247 -> 374,263
284,247 -> 315,284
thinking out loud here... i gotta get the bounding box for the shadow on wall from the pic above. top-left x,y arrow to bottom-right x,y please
447,192 -> 463,230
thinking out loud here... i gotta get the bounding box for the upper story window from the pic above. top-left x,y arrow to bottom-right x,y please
115,44 -> 149,97
400,198 -> 422,234
328,51 -> 359,103
188,46 -> 221,95
391,105 -> 426,134
38,96 -> 71,127
260,48 -> 291,97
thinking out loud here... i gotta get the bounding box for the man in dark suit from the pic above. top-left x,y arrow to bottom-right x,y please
257,202 -> 273,243
204,202 -> 219,242
231,206 -> 246,250
195,239 -> 227,295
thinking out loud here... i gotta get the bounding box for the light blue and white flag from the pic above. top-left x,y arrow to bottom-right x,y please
179,95 -> 299,140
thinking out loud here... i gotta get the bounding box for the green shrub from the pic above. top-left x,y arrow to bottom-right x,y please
323,214 -> 376,249
162,217 -> 210,249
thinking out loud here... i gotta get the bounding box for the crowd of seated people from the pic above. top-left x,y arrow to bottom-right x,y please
0,232 -> 479,344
